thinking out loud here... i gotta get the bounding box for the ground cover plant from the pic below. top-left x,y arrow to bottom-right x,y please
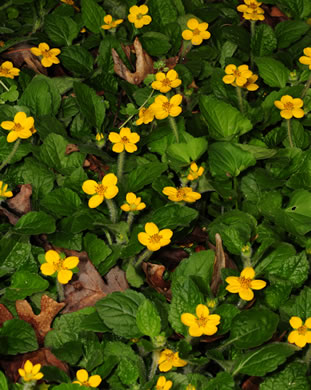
1,0 -> 311,389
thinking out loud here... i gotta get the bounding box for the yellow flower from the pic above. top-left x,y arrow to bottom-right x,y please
1,112 -> 34,143
299,47 -> 311,70
18,360 -> 44,382
158,349 -> 187,372
82,173 -> 119,208
61,0 -> 74,4
237,0 -> 265,21
0,41 -> 4,47
120,192 -> 146,212
138,222 -> 173,252
222,64 -> 252,87
101,14 -> 124,30
96,133 -> 104,141
108,127 -> 140,153
187,162 -> 204,181
225,267 -> 267,301
150,94 -> 182,120
162,186 -> 201,203
0,61 -> 20,79
186,385 -> 196,390
40,250 -> 79,284
155,376 -> 173,390
136,107 -> 155,125
274,95 -> 304,119
243,74 -> 259,91
30,43 -> 61,68
206,299 -> 217,309
182,18 -> 211,45
288,316 -> 311,348
151,70 -> 182,93
128,5 -> 152,29
181,304 -> 221,337
0,181 -> 13,198
73,369 -> 102,388
80,27 -> 86,33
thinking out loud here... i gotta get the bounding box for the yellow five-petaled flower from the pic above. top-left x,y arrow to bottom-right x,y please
150,94 -> 182,120
187,162 -> 204,181
158,349 -> 187,372
40,250 -> 79,284
152,70 -> 182,93
223,64 -> 253,87
182,18 -> 211,46
155,376 -> 173,390
288,316 -> 311,348
73,369 -> 102,388
18,360 -> 44,382
136,106 -> 155,125
121,192 -> 146,212
162,186 -> 201,203
101,14 -> 124,30
181,304 -> 221,337
108,127 -> 140,153
237,0 -> 265,21
299,47 -> 311,70
138,222 -> 173,252
274,95 -> 304,119
0,181 -> 13,198
1,112 -> 35,143
30,42 -> 61,68
128,5 -> 152,29
0,61 -> 20,79
82,173 -> 119,208
225,267 -> 266,301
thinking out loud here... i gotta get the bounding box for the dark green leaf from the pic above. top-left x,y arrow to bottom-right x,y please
148,0 -> 178,28
81,0 -> 106,33
0,319 -> 38,355
14,211 -> 56,235
45,14 -> 79,46
41,188 -> 82,217
136,299 -> 161,337
83,233 -> 112,267
0,371 -> 8,390
127,162 -> 168,192
260,362 -> 308,390
251,24 -> 277,57
151,203 -> 198,230
5,271 -> 49,300
60,46 -> 94,76
255,57 -> 289,88
140,32 -> 171,56
275,21 -> 309,49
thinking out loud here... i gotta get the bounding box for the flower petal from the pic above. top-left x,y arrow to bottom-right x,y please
280,109 -> 293,119
138,232 -> 150,246
181,313 -> 197,326
170,94 -> 182,106
102,173 -> 118,187
45,250 -> 60,264
41,263 -> 56,276
88,375 -> 102,387
159,229 -> 173,240
290,316 -> 303,329
7,131 -> 18,143
63,256 -> 79,269
125,143 -> 137,153
182,30 -> 193,40
108,132 -> 121,143
196,304 -> 209,318
58,269 -> 73,284
104,185 -> 119,199
292,108 -> 304,118
239,288 -> 254,301
187,18 -> 199,30
250,279 -> 266,290
24,360 -> 33,373
1,120 -> 14,130
32,364 -> 41,375
82,180 -> 98,195
240,267 -> 255,279
76,369 -> 88,383
145,222 -> 159,235
189,324 -> 203,337
88,194 -> 104,208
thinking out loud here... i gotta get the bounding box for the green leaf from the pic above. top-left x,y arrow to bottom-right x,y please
200,96 -> 253,140
73,82 -> 106,130
96,290 -> 145,338
0,234 -> 33,274
229,308 -> 279,349
260,362 -> 309,390
281,286 -> 311,319
126,263 -> 144,288
41,188 -> 82,217
81,0 -> 106,33
0,136 -> 33,164
208,142 -> 256,179
79,332 -> 104,371
52,341 -> 83,365
168,276 -> 204,335
205,372 -> 235,390
275,21 -> 309,49
233,343 -> 296,376
140,32 -> 171,56
255,57 -> 289,88
127,162 -> 168,192
148,0 -> 178,28
117,359 -> 139,386
83,233 -> 112,267
251,24 -> 277,57
5,271 -> 49,300
0,371 -> 8,390
136,299 -> 161,337
166,136 -> 208,164
214,304 -> 239,336
19,75 -> 61,116
0,319 -> 38,355
41,366 -> 71,384
280,0 -> 311,18
44,14 -> 79,46
14,211 -> 56,235
151,203 -> 198,230
79,311 -> 110,333
60,46 -> 94,76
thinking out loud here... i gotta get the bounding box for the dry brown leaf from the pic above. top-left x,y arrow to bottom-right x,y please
142,262 -> 171,300
0,304 -> 13,326
2,43 -> 47,74
210,233 -> 226,295
84,154 -> 110,179
112,37 -> 153,85
7,184 -> 32,215
0,348 -> 69,383
65,143 -> 80,155
242,376 -> 262,390
0,206 -> 19,224
15,295 -> 65,345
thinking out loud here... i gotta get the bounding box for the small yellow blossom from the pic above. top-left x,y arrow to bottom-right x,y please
61,0 -> 74,4
1,112 -> 34,143
101,14 -> 124,30
73,369 -> 102,388
187,162 -> 204,181
222,64 -> 252,87
40,250 -> 79,284
80,27 -> 86,33
0,181 -> 13,198
120,192 -> 146,212
158,349 -> 187,372
237,0 -> 265,21
181,304 -> 221,337
0,61 -> 20,79
150,94 -> 182,120
96,133 -> 104,141
82,173 -> 119,208
274,95 -> 304,119
151,70 -> 182,93
182,18 -> 211,46
30,43 -> 61,68
288,316 -> 311,348
138,222 -> 173,252
206,299 -> 217,309
162,186 -> 201,203
18,360 -> 44,382
186,385 -> 196,390
155,376 -> 173,390
136,107 -> 155,125
243,74 -> 259,91
128,5 -> 152,29
0,41 -> 5,47
299,47 -> 311,70
225,267 -> 266,301
108,127 -> 140,153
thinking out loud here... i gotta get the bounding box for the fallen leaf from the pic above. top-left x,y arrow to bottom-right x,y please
112,37 -> 153,85
269,6 -> 287,18
7,184 -> 32,215
0,304 -> 13,326
2,43 -> 47,74
0,206 -> 19,224
242,376 -> 262,390
65,144 -> 80,155
0,347 -> 69,383
16,295 -> 65,345
142,262 -> 171,300
84,154 -> 110,179
210,233 -> 226,295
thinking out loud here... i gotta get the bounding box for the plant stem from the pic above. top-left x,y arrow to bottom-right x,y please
104,230 -> 113,245
148,350 -> 160,381
136,248 -> 153,268
106,199 -> 118,223
233,176 -> 239,209
0,80 -> 9,92
301,73 -> 311,99
117,150 -> 125,181
127,212 -> 135,232
0,0 -> 12,11
236,87 -> 244,114
250,21 -> 256,70
305,344 -> 311,373
237,299 -> 247,309
287,119 -> 294,148
0,138 -> 21,171
168,116 -> 179,143
56,280 -> 64,302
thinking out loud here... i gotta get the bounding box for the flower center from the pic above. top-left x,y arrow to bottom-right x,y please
249,2 -> 258,9
162,102 -> 172,112
176,189 -> 185,199
137,13 -> 143,19
162,78 -> 171,86
190,170 -> 199,179
96,184 -> 107,195
149,234 -> 162,244
284,102 -> 294,110
1,67 -> 9,75
193,28 -> 200,35
121,136 -> 129,144
14,123 -> 23,132
130,203 -> 137,211
239,276 -> 252,289
54,259 -> 67,272
298,325 -> 307,335
233,70 -> 242,78
196,316 -> 207,328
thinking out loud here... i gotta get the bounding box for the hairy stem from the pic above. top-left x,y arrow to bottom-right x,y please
287,119 -> 294,148
168,116 -> 179,143
301,73 -> 311,99
56,280 -> 64,302
0,138 -> 21,171
117,150 -> 125,181
250,21 -> 256,70
0,79 -> 9,92
127,212 -> 135,232
236,87 -> 244,114
136,248 -> 153,268
106,199 -> 118,224
148,350 -> 160,381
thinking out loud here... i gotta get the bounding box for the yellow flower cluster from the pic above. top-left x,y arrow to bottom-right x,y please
162,186 -> 201,203
274,95 -> 304,119
237,0 -> 265,21
31,42 -> 61,68
1,112 -> 35,143
121,192 -> 146,212
108,127 -> 140,153
182,18 -> 211,46
138,222 -> 173,252
18,360 -> 44,382
158,349 -> 187,372
101,14 -> 123,30
128,5 -> 151,28
82,173 -> 119,208
73,369 -> 102,387
151,70 -> 182,93
288,316 -> 311,348
181,304 -> 221,337
225,267 -> 266,301
40,250 -> 79,284
155,376 -> 172,390
223,64 -> 259,91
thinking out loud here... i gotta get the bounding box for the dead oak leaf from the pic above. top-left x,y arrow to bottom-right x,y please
0,206 -> 19,225
7,184 -> 32,215
142,262 -> 171,300
0,304 -> 13,326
